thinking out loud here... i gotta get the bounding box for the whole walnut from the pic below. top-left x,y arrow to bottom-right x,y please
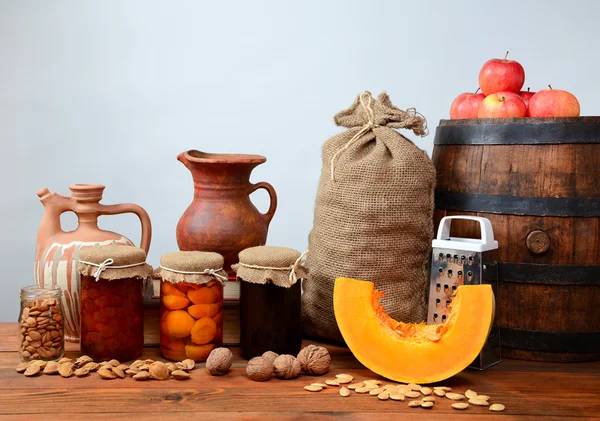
206,347 -> 233,376
297,345 -> 331,375
246,356 -> 273,381
262,351 -> 279,364
273,354 -> 301,380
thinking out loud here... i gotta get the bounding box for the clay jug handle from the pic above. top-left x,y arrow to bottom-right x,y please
98,203 -> 153,253
249,182 -> 277,226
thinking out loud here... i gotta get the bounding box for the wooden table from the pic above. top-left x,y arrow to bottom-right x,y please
1,307 -> 599,420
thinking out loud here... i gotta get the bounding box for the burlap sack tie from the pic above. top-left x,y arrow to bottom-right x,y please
330,91 -> 428,181
158,265 -> 228,284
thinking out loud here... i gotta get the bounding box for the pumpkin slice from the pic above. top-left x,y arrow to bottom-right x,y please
334,277 -> 494,384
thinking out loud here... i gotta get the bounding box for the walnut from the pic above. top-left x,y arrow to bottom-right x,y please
297,345 -> 331,375
273,354 -> 301,379
206,347 -> 233,376
245,356 -> 273,381
262,351 -> 279,364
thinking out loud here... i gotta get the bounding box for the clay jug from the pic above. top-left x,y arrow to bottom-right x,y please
35,184 -> 152,342
176,150 -> 277,273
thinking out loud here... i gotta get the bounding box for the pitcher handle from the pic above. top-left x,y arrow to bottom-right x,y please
98,203 -> 152,253
249,182 -> 277,226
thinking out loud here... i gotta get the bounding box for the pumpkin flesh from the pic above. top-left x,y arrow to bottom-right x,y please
334,277 -> 494,384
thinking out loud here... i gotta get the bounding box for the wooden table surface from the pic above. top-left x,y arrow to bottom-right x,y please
1,307 -> 599,420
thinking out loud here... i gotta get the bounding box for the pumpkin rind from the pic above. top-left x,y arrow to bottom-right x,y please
334,277 -> 494,384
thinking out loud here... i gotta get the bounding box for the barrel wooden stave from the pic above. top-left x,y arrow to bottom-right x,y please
433,117 -> 600,362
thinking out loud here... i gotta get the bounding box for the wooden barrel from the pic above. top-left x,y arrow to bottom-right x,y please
432,117 -> 600,362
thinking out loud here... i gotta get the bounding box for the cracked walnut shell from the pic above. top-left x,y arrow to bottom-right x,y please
273,354 -> 301,380
206,347 -> 233,376
297,345 -> 331,375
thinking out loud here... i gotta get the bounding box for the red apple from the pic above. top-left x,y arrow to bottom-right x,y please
528,85 -> 580,117
450,89 -> 486,119
479,52 -> 525,96
478,91 -> 527,118
518,87 -> 536,116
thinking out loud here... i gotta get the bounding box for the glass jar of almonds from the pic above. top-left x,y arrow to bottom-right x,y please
18,285 -> 65,362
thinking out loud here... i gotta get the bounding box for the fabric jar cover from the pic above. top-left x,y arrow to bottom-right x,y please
78,245 -> 152,280
155,251 -> 228,285
232,246 -> 307,288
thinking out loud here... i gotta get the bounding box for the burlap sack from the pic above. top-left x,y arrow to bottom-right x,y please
155,251 -> 228,285
232,246 -> 308,288
302,91 -> 435,342
78,245 -> 153,280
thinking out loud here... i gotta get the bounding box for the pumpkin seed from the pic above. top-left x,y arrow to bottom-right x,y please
477,394 -> 490,401
421,401 -> 434,408
489,403 -> 505,412
172,370 -> 191,380
369,387 -> 383,396
377,391 -> 390,401
132,371 -> 152,381
404,391 -> 421,398
364,384 -> 379,390
469,398 -> 490,406
304,385 -> 323,392
43,362 -> 59,375
339,387 -> 350,397
446,393 -> 466,401
58,362 -> 73,378
364,379 -> 381,385
335,374 -> 353,384
434,389 -> 446,397
325,379 -> 340,386
420,387 -> 432,396
422,396 -> 436,402
408,400 -> 421,407
311,383 -> 328,389
452,402 -> 469,410
348,382 -> 364,390
398,386 -> 412,394
465,389 -> 478,399
389,393 -> 405,401
383,384 -> 398,390
407,383 -> 422,391
434,386 -> 451,391
355,387 -> 371,394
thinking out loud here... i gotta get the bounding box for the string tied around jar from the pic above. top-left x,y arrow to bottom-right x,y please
237,250 -> 308,285
78,258 -> 148,281
157,266 -> 229,285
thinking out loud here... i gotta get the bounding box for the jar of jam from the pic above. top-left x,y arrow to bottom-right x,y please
78,245 -> 152,361
233,246 -> 305,360
155,251 -> 227,362
18,285 -> 65,362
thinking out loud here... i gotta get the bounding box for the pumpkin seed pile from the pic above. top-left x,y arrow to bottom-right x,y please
303,373 -> 506,412
15,355 -> 196,381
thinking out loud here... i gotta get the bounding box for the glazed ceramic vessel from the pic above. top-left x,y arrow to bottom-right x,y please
176,150 -> 277,273
34,184 -> 151,342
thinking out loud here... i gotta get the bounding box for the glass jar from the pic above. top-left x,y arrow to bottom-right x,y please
156,251 -> 227,362
232,246 -> 305,360
18,285 -> 65,362
78,245 -> 152,361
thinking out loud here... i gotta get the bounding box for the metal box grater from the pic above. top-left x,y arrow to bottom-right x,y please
427,216 -> 502,370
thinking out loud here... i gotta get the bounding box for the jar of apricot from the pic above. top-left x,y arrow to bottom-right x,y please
77,245 -> 152,361
155,251 -> 227,362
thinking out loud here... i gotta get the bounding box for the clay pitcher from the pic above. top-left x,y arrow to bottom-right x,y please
35,184 -> 152,342
176,150 -> 277,273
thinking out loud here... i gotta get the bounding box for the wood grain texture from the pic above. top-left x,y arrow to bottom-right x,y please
433,118 -> 600,362
0,321 -> 599,419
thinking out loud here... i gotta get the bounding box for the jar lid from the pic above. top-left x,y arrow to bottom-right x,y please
78,245 -> 152,281
156,251 -> 227,285
232,246 -> 307,288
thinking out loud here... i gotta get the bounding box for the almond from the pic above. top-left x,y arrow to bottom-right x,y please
24,364 -> 41,377
43,362 -> 59,375
59,362 -> 73,377
133,371 -> 152,381
171,370 -> 191,380
149,361 -> 169,380
98,368 -> 117,379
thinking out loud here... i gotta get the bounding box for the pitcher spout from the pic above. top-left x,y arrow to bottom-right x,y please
36,188 -> 73,242
177,152 -> 193,171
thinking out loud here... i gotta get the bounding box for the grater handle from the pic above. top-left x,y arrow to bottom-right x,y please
437,216 -> 498,250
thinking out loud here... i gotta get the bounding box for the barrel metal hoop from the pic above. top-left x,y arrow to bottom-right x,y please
435,191 -> 600,217
498,262 -> 600,286
500,327 -> 600,353
434,122 -> 600,145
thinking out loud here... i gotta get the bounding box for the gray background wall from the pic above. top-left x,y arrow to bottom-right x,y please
0,0 -> 598,321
